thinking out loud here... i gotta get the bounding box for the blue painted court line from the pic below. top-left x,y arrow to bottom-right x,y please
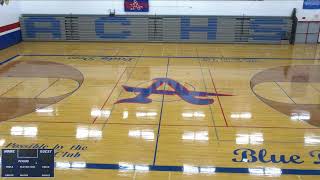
79,163 -> 320,175
152,58 -> 170,166
0,55 -> 20,65
20,54 -> 320,60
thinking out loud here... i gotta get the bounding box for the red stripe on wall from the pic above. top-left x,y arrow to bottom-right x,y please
0,22 -> 20,33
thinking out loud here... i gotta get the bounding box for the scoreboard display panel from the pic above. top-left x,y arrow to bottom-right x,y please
1,149 -> 54,177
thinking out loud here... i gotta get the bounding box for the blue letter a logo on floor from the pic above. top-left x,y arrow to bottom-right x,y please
116,78 -> 232,105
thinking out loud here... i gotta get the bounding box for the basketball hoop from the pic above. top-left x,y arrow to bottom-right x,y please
109,9 -> 115,17
0,0 -> 10,6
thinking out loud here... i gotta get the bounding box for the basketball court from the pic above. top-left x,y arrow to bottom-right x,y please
0,42 -> 319,179
1,0 -> 320,179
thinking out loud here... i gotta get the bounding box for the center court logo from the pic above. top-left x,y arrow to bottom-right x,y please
116,78 -> 232,105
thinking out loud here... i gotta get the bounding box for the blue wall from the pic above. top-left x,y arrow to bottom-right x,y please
0,30 -> 22,50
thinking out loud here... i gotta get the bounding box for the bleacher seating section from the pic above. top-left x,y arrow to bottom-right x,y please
20,14 -> 293,44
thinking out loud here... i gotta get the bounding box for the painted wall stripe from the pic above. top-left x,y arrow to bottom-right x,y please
0,27 -> 21,36
0,22 -> 20,33
0,22 -> 22,49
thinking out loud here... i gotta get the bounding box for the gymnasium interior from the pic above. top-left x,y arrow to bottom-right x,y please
0,0 -> 319,179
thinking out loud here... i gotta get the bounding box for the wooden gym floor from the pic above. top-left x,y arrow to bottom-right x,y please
0,42 -> 320,179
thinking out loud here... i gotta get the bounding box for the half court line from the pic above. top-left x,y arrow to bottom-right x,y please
152,57 -> 170,166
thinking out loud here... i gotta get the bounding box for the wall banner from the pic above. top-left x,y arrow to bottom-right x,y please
303,0 -> 320,9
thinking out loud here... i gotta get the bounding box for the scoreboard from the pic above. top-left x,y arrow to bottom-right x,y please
1,149 -> 54,177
